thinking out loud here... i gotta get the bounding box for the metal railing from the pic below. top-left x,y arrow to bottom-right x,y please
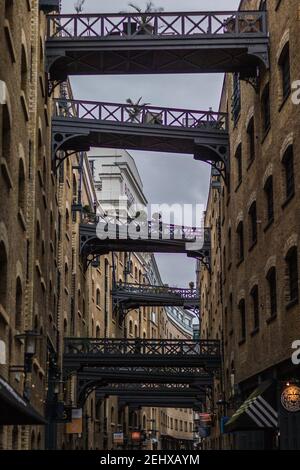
47,11 -> 267,39
80,212 -> 210,244
114,282 -> 199,300
53,99 -> 228,132
64,338 -> 221,358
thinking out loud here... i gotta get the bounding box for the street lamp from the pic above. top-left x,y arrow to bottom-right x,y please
15,330 -> 42,373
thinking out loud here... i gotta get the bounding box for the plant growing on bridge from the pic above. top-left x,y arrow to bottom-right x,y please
126,97 -> 150,123
128,2 -> 163,34
74,0 -> 85,13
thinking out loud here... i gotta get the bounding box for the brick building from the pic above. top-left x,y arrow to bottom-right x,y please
200,0 -> 300,450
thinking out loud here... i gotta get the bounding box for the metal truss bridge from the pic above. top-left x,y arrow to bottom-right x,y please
46,11 -> 269,80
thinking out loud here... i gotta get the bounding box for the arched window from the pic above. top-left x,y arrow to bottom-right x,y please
235,144 -> 242,186
18,159 -> 25,211
282,145 -> 295,201
65,209 -> 70,232
247,117 -> 255,163
266,267 -> 277,318
0,242 -> 8,309
5,0 -> 13,26
248,201 -> 257,245
21,44 -> 28,99
261,83 -> 271,133
264,176 -> 274,224
236,221 -> 244,263
278,43 -> 291,102
96,325 -> 100,338
250,285 -> 259,331
64,262 -> 69,288
238,299 -> 246,342
129,320 -> 133,335
134,324 -> 138,337
285,247 -> 299,305
15,277 -> 22,331
2,104 -> 11,162
63,318 -> 68,335
96,289 -> 100,306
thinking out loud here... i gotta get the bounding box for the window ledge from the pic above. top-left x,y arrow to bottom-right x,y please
286,297 -> 299,311
282,192 -> 295,209
0,158 -> 14,189
266,314 -> 277,325
264,218 -> 274,233
250,327 -> 259,337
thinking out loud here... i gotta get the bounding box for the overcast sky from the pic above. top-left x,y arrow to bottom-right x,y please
62,0 -> 240,287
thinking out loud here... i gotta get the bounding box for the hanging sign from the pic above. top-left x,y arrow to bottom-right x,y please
66,408 -> 83,434
281,385 -> 300,412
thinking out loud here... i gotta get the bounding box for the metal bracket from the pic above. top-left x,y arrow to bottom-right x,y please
52,131 -> 90,171
248,45 -> 270,70
194,142 -> 230,186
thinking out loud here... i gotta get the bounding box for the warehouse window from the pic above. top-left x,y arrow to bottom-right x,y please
247,117 -> 255,163
2,104 -> 11,162
238,299 -> 246,342
15,277 -> 23,331
250,285 -> 259,331
248,201 -> 257,246
96,289 -> 100,306
231,73 -> 241,124
261,83 -> 271,133
279,43 -> 291,102
18,158 -> 26,211
286,247 -> 299,305
266,267 -> 277,317
5,0 -> 14,24
282,145 -> 295,201
264,176 -> 274,224
236,221 -> 244,263
235,144 -> 242,186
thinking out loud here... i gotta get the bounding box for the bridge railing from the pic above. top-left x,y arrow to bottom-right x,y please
53,99 -> 228,131
114,282 -> 199,300
47,11 -> 267,39
80,212 -> 210,244
64,338 -> 221,357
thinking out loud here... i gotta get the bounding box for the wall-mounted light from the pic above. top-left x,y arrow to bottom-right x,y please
15,330 -> 42,373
